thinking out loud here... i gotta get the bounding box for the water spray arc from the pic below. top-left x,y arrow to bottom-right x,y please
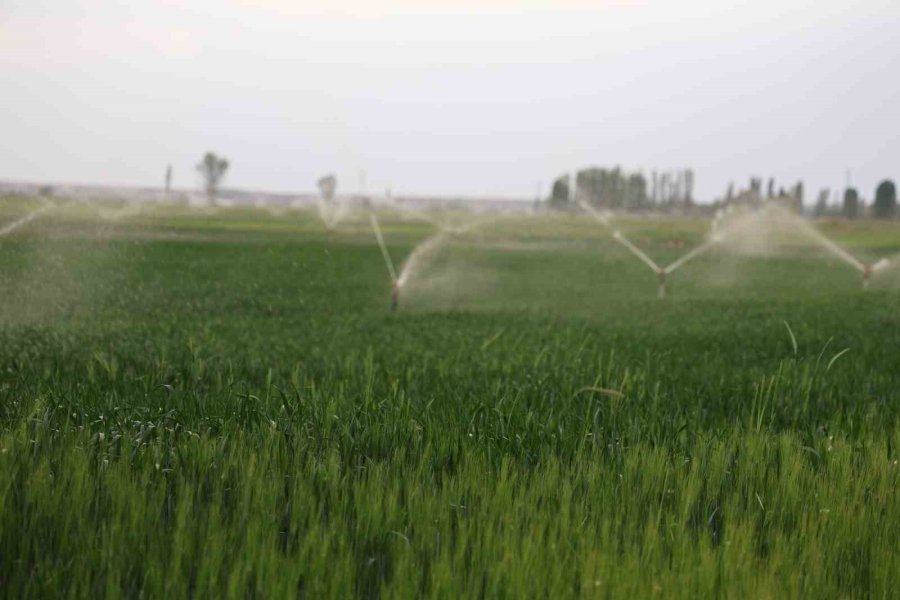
368,213 -> 400,311
610,230 -> 670,298
577,200 -> 612,227
97,201 -> 145,222
655,233 -> 730,298
0,202 -> 53,237
387,200 -> 448,231
579,200 -> 671,297
581,199 -> 736,298
385,198 -> 501,237
663,237 -> 720,275
395,232 -> 448,289
861,257 -> 895,289
581,197 -> 897,297
369,202 -> 501,310
769,205 -> 891,290
315,175 -> 351,231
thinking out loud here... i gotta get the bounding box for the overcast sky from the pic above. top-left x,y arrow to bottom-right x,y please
2,0 -> 898,202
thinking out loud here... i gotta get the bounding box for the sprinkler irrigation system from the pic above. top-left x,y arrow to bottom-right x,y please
395,232 -> 448,289
580,199 -> 664,296
771,206 -> 891,290
580,199 -> 718,298
577,198 -> 899,297
609,230 -> 669,298
367,203 -> 502,310
394,194 -> 899,305
371,191 -> 897,308
317,197 -> 350,230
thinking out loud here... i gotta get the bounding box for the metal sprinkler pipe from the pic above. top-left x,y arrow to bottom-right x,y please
863,265 -> 872,291
657,269 -> 667,299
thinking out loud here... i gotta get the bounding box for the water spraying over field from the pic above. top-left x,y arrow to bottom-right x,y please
313,174 -> 349,230
396,232 -> 448,288
578,198 -> 662,277
577,200 -> 613,228
317,196 -> 350,230
389,200 -> 449,231
386,199 -> 503,237
576,198 -> 894,297
788,212 -> 867,273
663,236 -> 721,275
365,204 -> 508,310
714,204 -> 891,288
394,210 -> 504,288
97,201 -> 146,222
871,256 -> 894,274
368,212 -> 403,309
0,202 -> 53,236
368,213 -> 397,283
611,231 -> 661,273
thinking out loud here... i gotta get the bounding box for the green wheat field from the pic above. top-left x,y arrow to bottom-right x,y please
1,197 -> 898,598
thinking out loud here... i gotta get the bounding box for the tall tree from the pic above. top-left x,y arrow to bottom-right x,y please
627,173 -> 648,209
814,189 -> 829,217
843,187 -> 860,219
791,181 -> 804,213
873,180 -> 897,219
576,169 -> 601,205
317,175 -> 337,201
549,175 -> 570,206
750,178 -> 762,201
673,171 -> 683,204
684,169 -> 695,205
196,152 -> 229,204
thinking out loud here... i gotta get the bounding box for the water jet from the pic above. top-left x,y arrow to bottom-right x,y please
368,213 -> 400,310
0,202 -> 53,237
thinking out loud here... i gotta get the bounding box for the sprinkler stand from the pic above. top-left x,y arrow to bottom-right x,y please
657,270 -> 667,299
862,265 -> 872,291
391,281 -> 400,311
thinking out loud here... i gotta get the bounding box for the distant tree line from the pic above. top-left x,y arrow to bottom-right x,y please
549,167 -> 694,211
819,180 -> 897,219
715,176 -> 897,220
720,177 -> 804,213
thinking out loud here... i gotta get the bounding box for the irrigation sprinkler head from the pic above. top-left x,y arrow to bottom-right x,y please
862,265 -> 873,290
657,269 -> 667,299
391,280 -> 400,312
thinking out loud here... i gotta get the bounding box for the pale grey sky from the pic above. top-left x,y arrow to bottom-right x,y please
2,0 -> 898,201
